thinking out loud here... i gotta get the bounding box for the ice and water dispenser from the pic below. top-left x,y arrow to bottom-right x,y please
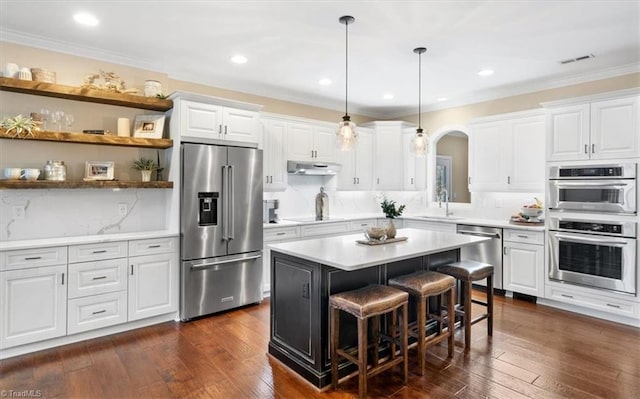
198,192 -> 218,225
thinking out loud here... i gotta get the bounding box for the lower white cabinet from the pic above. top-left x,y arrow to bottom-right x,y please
545,283 -> 637,319
403,219 -> 456,233
128,252 -> 178,321
68,291 -> 128,335
503,229 -> 544,297
0,265 -> 67,348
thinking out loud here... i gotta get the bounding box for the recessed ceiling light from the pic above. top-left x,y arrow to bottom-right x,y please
477,69 -> 494,77
73,12 -> 99,27
437,97 -> 448,102
231,55 -> 248,64
318,78 -> 332,86
383,93 -> 394,100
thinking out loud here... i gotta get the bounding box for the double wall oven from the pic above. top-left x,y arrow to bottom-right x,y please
547,163 -> 638,295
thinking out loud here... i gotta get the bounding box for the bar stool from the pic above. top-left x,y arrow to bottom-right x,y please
437,260 -> 494,352
388,271 -> 456,375
329,284 -> 408,399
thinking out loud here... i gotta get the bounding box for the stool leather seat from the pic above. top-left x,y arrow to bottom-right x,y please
437,260 -> 493,281
388,271 -> 455,296
329,284 -> 408,318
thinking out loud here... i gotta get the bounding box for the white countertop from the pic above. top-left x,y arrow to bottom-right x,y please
0,230 -> 179,251
268,228 -> 489,271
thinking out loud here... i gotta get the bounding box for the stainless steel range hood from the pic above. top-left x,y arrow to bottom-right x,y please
287,160 -> 342,175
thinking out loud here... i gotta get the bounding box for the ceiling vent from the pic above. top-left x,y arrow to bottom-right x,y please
559,54 -> 595,64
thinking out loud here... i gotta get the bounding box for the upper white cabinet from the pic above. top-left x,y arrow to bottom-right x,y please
170,91 -> 262,144
545,91 -> 640,161
469,110 -> 545,192
364,121 -> 415,191
402,131 -> 426,191
262,118 -> 287,191
337,127 -> 374,190
286,121 -> 336,163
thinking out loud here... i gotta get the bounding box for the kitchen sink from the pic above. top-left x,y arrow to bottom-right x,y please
415,215 -> 463,221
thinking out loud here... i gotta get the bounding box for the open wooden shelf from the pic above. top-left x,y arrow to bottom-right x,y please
0,77 -> 173,111
0,129 -> 173,149
0,180 -> 173,189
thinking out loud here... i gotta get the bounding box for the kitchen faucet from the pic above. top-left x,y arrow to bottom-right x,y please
438,188 -> 454,217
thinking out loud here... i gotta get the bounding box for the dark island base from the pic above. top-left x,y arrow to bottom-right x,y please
268,249 -> 462,388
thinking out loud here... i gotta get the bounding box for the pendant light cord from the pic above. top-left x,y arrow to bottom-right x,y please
345,19 -> 349,117
418,50 -> 421,129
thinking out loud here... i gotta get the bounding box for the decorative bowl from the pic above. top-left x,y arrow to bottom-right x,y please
364,226 -> 386,241
521,207 -> 543,218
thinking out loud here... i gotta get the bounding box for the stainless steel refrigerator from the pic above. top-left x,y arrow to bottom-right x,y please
180,142 -> 263,320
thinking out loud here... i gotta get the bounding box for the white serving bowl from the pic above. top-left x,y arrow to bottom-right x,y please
521,207 -> 542,218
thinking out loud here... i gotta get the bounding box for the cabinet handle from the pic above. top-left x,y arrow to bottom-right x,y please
148,245 -> 161,249
410,178 -> 414,185
606,303 -> 621,309
92,276 -> 107,280
507,176 -> 511,184
92,310 -> 107,315
276,232 -> 286,236
353,177 -> 356,184
503,247 -> 507,255
584,144 -> 588,154
591,144 -> 595,153
468,177 -> 471,185
377,178 -> 380,184
92,250 -> 107,254
517,235 -> 529,239
61,273 -> 65,285
560,293 -> 573,299
311,150 -> 314,158
302,282 -> 310,299
360,223 -> 367,226
219,124 -> 222,134
266,176 -> 269,183
130,265 -> 134,275
224,125 -> 228,135
357,177 -> 359,184
25,256 -> 42,260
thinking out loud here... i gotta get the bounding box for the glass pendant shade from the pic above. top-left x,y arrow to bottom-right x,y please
337,115 -> 357,151
411,128 -> 428,157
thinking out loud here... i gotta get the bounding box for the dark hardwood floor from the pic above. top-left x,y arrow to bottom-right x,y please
1,291 -> 639,398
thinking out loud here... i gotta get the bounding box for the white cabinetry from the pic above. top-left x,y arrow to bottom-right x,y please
337,127 -> 373,190
364,121 -> 415,190
402,131 -> 426,190
349,219 -> 378,232
263,226 -> 301,294
1,246 -> 68,349
286,121 -> 336,163
403,219 -> 456,233
545,91 -> 640,161
469,110 -> 545,192
170,92 -> 261,144
262,118 -> 287,191
128,239 -> 179,321
503,229 -> 544,297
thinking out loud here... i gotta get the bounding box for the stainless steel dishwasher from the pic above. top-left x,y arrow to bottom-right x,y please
456,224 -> 503,289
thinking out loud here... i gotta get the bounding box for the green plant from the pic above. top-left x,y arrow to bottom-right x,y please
0,114 -> 38,138
380,198 -> 405,219
132,157 -> 158,171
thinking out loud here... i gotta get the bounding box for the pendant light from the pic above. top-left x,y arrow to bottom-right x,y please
337,15 -> 357,151
411,47 -> 428,157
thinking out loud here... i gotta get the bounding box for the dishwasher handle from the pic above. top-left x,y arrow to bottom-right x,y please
457,230 -> 501,239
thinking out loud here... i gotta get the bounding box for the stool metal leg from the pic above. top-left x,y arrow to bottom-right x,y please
357,316 -> 368,399
331,306 -> 340,389
447,286 -> 455,358
487,275 -> 494,337
464,280 -> 472,352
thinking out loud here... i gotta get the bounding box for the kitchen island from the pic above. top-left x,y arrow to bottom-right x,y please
267,228 -> 489,388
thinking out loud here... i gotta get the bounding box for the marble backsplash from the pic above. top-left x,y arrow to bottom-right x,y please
0,189 -> 167,241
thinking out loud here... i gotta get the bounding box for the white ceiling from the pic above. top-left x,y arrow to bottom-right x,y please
1,1 -> 638,119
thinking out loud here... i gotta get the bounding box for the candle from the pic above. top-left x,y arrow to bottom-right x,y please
117,118 -> 130,137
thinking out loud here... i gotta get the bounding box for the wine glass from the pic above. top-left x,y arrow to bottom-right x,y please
51,110 -> 64,131
64,113 -> 74,131
40,108 -> 50,131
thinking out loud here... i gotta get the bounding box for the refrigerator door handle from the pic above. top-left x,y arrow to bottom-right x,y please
228,164 -> 234,241
222,164 -> 229,241
189,252 -> 262,270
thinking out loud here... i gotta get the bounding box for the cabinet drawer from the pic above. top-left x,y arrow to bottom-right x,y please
264,226 -> 300,242
69,241 -> 127,263
68,258 -> 128,299
67,291 -> 128,334
349,219 -> 378,232
1,246 -> 67,271
129,237 -> 178,257
504,229 -> 544,245
301,222 -> 349,237
546,285 -> 637,318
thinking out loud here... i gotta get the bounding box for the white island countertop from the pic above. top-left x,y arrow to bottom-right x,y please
268,228 -> 489,271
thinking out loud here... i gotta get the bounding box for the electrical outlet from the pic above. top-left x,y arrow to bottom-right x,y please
118,203 -> 128,216
12,205 -> 25,219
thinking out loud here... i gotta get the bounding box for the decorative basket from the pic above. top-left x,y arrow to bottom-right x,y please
30,68 -> 56,83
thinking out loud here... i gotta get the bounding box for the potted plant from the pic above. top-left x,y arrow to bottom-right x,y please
380,198 -> 405,238
132,157 -> 158,182
0,114 -> 39,138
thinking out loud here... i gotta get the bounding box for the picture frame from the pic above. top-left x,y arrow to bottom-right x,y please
84,161 -> 115,181
133,115 -> 165,139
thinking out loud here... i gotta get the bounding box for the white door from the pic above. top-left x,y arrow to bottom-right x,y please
313,125 -> 337,163
355,130 -> 374,190
510,115 -> 545,192
181,100 -> 223,139
374,127 -> 403,190
469,121 -> 507,191
264,119 -> 287,191
503,242 -> 544,297
546,104 -> 590,161
222,108 -> 259,143
590,96 -> 640,160
286,122 -> 314,161
1,265 -> 67,348
128,253 -> 178,321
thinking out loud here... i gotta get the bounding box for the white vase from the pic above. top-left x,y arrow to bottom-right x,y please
141,170 -> 152,182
